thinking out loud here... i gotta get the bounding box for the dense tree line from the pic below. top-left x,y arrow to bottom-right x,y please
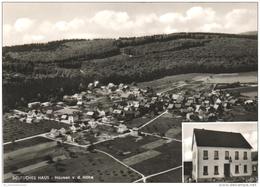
2,32 -> 258,111
3,39 -> 86,53
116,32 -> 257,47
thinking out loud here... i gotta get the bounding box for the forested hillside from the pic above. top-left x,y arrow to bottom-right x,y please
3,32 -> 258,111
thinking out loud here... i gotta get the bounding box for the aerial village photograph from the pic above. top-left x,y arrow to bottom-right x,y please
2,1 -> 258,184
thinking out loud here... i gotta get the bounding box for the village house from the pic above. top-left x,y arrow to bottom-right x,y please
192,129 -> 253,182
117,124 -> 128,133
28,102 -> 41,109
45,109 -> 53,117
54,108 -> 80,124
40,102 -> 52,107
48,128 -> 60,138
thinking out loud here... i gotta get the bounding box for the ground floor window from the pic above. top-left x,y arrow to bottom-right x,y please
244,165 -> 248,173
235,165 -> 239,174
203,166 -> 208,175
214,166 -> 219,175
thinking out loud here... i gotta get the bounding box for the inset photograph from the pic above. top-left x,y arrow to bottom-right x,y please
183,122 -> 257,183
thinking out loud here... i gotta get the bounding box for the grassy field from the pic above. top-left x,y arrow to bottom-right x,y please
3,119 -> 68,143
125,116 -> 154,128
137,73 -> 201,90
147,167 -> 182,183
137,71 -> 257,92
4,137 -> 53,153
224,86 -> 257,99
222,106 -> 258,121
241,91 -> 258,99
131,141 -> 182,176
4,145 -> 63,174
96,135 -> 160,160
193,71 -> 257,84
141,114 -> 182,139
123,150 -> 161,166
19,151 -> 141,183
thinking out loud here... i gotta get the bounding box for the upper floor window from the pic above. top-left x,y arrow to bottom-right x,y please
243,152 -> 248,160
235,165 -> 239,174
214,166 -> 219,175
225,151 -> 229,160
203,166 -> 208,175
203,150 -> 208,160
235,151 -> 239,160
214,151 -> 219,160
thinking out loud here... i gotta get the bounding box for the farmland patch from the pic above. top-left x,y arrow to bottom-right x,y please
123,150 -> 161,166
141,139 -> 167,150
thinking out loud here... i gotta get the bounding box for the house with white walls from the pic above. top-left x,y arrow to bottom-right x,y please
192,128 -> 253,182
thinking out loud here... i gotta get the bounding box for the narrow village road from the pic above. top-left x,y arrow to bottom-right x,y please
42,131 -> 132,148
140,131 -> 182,142
95,149 -> 146,182
132,165 -> 182,183
159,77 -> 206,94
3,132 -> 48,145
159,83 -> 187,94
138,110 -> 168,130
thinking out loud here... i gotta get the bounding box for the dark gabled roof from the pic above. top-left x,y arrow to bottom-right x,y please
193,128 -> 252,149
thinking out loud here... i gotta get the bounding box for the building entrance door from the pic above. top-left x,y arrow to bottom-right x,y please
224,164 -> 230,177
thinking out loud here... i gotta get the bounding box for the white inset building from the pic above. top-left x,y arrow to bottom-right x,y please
192,128 -> 253,182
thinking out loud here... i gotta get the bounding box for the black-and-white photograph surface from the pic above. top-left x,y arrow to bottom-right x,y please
2,2 -> 258,183
183,122 -> 258,183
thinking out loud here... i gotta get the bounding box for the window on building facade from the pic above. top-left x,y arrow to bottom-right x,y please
235,151 -> 239,160
214,166 -> 219,175
203,150 -> 208,160
203,166 -> 208,175
225,151 -> 229,160
243,152 -> 248,160
244,165 -> 248,173
214,151 -> 219,160
235,165 -> 239,174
